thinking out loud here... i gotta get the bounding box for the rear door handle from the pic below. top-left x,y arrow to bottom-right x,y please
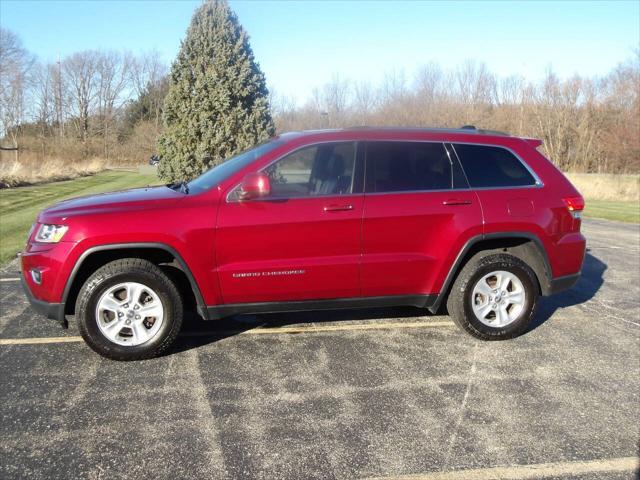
442,199 -> 472,206
324,204 -> 354,212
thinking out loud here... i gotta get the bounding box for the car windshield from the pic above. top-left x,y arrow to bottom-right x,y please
185,139 -> 285,194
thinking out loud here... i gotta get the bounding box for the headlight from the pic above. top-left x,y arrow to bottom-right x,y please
35,224 -> 69,243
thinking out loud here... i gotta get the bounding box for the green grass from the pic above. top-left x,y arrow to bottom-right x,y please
0,170 -> 160,265
583,200 -> 640,223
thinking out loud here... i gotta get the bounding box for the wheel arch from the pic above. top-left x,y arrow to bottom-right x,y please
429,232 -> 552,314
62,243 -> 208,320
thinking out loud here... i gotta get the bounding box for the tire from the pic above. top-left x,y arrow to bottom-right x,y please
76,258 -> 183,360
446,253 -> 538,340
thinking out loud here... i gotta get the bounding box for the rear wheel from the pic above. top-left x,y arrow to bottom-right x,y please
446,253 -> 538,340
76,258 -> 183,360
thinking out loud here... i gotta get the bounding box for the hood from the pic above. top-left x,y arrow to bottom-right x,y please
39,185 -> 185,222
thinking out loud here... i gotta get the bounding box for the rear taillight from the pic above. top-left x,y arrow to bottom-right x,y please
563,196 -> 585,219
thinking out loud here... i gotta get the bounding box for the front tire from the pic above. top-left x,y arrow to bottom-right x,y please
76,258 -> 183,360
446,253 -> 538,340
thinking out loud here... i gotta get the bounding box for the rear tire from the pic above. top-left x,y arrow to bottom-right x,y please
76,258 -> 183,360
446,253 -> 538,340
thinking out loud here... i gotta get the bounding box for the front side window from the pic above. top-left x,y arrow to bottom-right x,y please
187,139 -> 284,194
263,142 -> 356,197
453,144 -> 537,188
365,142 -> 455,193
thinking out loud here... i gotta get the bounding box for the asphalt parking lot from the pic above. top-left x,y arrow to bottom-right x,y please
1,218 -> 638,480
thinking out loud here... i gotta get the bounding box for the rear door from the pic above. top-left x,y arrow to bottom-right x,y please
361,141 -> 483,297
215,142 -> 365,304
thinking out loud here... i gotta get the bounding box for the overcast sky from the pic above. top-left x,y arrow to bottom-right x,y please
2,0 -> 638,103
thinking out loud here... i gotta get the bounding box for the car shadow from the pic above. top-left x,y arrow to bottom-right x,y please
165,251 -> 606,355
527,251 -> 606,332
166,305 -> 427,356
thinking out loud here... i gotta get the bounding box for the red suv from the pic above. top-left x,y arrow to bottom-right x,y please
21,127 -> 586,360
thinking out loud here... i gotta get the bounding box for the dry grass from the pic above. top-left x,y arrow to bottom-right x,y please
0,157 -> 109,187
564,173 -> 639,202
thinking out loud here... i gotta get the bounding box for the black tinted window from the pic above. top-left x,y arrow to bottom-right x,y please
454,144 -> 536,188
366,142 -> 453,193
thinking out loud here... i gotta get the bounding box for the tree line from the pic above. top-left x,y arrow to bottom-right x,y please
1,27 -> 168,164
1,23 -> 638,174
271,57 -> 639,174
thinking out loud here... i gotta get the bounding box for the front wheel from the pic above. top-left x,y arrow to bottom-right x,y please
76,258 -> 183,360
446,253 -> 539,340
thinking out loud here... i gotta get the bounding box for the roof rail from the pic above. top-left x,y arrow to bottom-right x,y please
460,125 -> 510,136
291,126 -> 511,136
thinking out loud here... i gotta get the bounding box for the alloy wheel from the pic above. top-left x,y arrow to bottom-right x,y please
95,282 -> 165,346
470,270 -> 526,328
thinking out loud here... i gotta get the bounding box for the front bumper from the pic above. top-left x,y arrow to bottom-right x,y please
20,241 -> 78,327
21,276 -> 66,324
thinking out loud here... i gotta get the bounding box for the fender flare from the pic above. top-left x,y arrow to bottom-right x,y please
428,231 -> 553,313
61,242 -> 209,320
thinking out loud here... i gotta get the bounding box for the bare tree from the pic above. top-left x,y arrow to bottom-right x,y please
51,56 -> 66,139
0,28 -> 34,160
309,74 -> 350,127
415,62 -> 445,104
269,87 -> 298,131
452,60 -> 497,126
130,50 -> 167,128
63,51 -> 99,147
414,63 -> 446,125
32,62 -> 56,158
352,81 -> 377,124
96,51 -> 131,158
379,69 -> 411,125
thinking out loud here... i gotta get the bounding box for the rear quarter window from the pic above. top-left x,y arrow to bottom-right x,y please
453,144 -> 537,188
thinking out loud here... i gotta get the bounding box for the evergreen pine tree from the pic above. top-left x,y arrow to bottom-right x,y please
157,0 -> 274,181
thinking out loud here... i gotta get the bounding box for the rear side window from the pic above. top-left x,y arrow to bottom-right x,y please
453,144 -> 537,188
366,142 -> 459,193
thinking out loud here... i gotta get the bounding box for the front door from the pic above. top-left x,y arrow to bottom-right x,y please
361,141 -> 483,297
216,142 -> 364,304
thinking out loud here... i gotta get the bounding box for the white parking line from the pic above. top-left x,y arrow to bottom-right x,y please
0,336 -> 83,345
0,277 -> 21,282
0,320 -> 455,346
365,456 -> 638,480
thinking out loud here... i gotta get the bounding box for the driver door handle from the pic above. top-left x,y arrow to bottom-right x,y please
442,199 -> 472,206
324,204 -> 354,212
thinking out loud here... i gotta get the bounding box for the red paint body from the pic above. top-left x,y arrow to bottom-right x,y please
21,129 -> 586,315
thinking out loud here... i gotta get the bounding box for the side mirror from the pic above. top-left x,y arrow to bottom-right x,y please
239,172 -> 270,200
